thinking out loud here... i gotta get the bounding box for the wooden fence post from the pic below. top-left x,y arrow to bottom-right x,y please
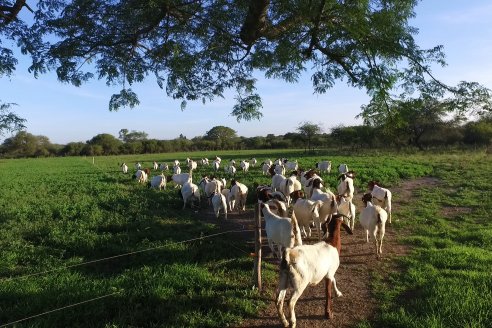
253,203 -> 262,291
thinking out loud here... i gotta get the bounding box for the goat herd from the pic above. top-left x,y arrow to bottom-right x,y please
120,156 -> 393,327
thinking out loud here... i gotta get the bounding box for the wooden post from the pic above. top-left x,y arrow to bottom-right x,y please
253,203 -> 262,291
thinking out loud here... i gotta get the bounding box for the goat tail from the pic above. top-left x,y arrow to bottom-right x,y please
291,211 -> 303,246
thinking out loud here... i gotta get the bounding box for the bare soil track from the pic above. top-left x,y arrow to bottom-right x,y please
196,177 -> 440,328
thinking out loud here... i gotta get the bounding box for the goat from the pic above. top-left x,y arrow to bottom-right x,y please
188,160 -> 198,171
159,163 -> 169,171
153,161 -> 158,170
213,160 -> 220,172
260,202 -> 302,259
149,174 -> 166,190
316,161 -> 332,173
337,171 -> 355,203
198,176 -> 221,205
230,179 -> 248,212
135,162 -> 142,170
180,182 -> 201,209
271,173 -> 286,192
304,175 -> 323,199
262,162 -> 271,175
279,175 -> 297,206
240,160 -> 250,173
360,193 -> 388,257
251,158 -> 258,167
173,164 -> 181,175
167,173 -> 192,189
336,195 -> 356,231
368,181 -> 393,224
120,163 -> 128,174
276,214 -> 353,327
338,163 -> 349,174
211,192 -> 228,219
133,169 -> 148,184
201,158 -> 209,166
293,198 -> 323,240
285,160 -> 298,171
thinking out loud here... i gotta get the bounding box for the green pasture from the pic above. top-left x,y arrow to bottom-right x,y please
0,150 -> 491,327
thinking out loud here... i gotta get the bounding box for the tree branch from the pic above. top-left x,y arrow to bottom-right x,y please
0,0 -> 30,25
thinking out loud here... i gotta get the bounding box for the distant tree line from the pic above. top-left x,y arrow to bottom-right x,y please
1,117 -> 491,158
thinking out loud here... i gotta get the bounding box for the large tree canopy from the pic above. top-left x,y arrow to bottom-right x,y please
1,0 -> 490,124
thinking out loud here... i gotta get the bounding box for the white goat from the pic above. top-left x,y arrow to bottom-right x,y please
240,160 -> 250,173
211,192 -> 228,219
262,162 -> 271,175
120,163 -> 128,174
337,172 -> 355,203
135,162 -> 142,170
276,215 -> 353,327
337,196 -> 356,231
181,182 -> 201,209
188,160 -> 198,171
360,193 -> 388,257
198,177 -> 220,204
149,174 -> 166,190
153,161 -> 159,170
338,163 -> 349,174
213,160 -> 220,172
201,158 -> 209,166
285,160 -> 298,171
368,181 -> 393,224
251,158 -> 258,167
271,173 -> 286,192
230,180 -> 248,212
274,164 -> 286,176
260,202 -> 302,258
316,160 -> 332,173
279,175 -> 297,206
134,169 -> 148,184
173,164 -> 181,175
293,198 -> 323,240
169,173 -> 192,188
221,188 -> 234,211
227,165 -> 236,176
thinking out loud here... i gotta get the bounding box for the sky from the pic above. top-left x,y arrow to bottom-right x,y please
1,0 -> 492,145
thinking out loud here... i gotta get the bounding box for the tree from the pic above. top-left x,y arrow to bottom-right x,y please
118,129 -> 148,142
359,81 -> 492,149
87,133 -> 122,155
297,121 -> 322,151
204,126 -> 237,150
0,102 -> 26,136
4,1 -> 486,121
1,131 -> 54,157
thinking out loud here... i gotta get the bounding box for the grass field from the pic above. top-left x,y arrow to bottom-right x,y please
0,149 -> 490,327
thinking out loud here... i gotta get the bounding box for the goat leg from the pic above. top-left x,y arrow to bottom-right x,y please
325,278 -> 334,319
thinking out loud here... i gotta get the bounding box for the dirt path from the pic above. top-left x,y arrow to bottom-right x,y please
198,177 -> 440,328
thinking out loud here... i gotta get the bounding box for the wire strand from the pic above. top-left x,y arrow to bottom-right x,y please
0,229 -> 254,283
0,291 -> 121,328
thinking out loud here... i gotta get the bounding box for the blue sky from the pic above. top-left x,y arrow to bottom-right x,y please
1,0 -> 492,144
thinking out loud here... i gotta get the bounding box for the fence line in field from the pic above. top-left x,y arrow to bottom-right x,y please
0,292 -> 121,328
0,229 -> 253,283
0,228 -> 256,328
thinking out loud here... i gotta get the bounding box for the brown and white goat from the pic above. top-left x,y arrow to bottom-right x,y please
276,214 -> 353,327
360,193 -> 387,257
